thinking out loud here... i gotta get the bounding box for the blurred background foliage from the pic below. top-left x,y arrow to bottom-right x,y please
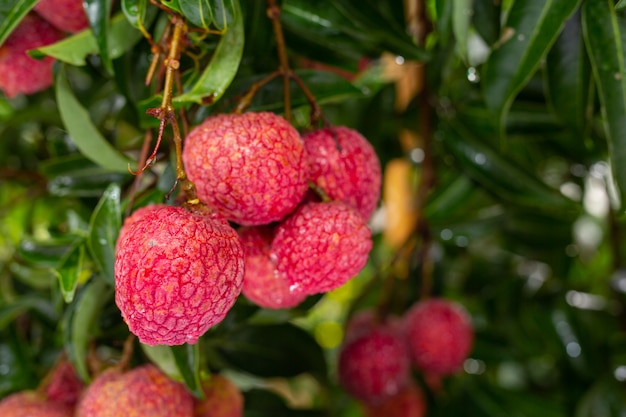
2,0 -> 626,415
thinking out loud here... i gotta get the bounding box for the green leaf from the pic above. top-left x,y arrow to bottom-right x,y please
87,183 -> 122,286
52,243 -> 86,303
453,0 -> 472,62
178,0 -> 234,31
0,0 -> 37,46
17,238 -> 74,268
64,278 -> 112,382
472,0 -> 501,46
141,343 -> 204,398
121,0 -> 148,28
617,0 -> 626,11
55,67 -> 132,173
0,296 -> 57,329
482,0 -> 582,135
173,0 -> 243,105
582,0 -> 626,211
84,0 -> 114,74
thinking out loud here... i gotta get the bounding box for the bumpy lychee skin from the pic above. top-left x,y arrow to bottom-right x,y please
363,383 -> 427,417
271,201 -> 372,296
76,365 -> 194,417
404,298 -> 474,376
344,309 -> 404,344
304,126 -> 382,220
115,204 -> 244,345
34,0 -> 89,33
44,361 -> 84,408
338,327 -> 411,404
182,112 -> 308,226
194,375 -> 244,417
238,226 -> 307,309
0,391 -> 72,417
0,14 -> 63,98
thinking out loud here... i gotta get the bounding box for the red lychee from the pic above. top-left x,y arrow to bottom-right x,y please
304,126 -> 382,220
238,226 -> 307,309
43,360 -> 84,408
0,391 -> 72,417
114,204 -> 244,345
337,327 -> 411,404
182,112 -> 308,226
404,298 -> 473,376
271,201 -> 372,296
344,309 -> 404,344
194,374 -> 244,417
0,14 -> 63,98
76,365 -> 194,417
362,383 -> 427,417
34,0 -> 89,33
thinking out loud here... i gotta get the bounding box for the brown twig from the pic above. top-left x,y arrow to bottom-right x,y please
266,0 -> 292,121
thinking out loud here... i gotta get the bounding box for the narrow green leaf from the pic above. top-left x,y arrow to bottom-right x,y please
52,243 -> 86,303
121,0 -> 148,28
452,0 -> 472,62
55,68 -> 131,173
472,0 -> 501,46
178,0 -> 213,29
87,183 -> 122,286
617,0 -> 626,11
482,0 -> 581,134
173,0 -> 243,105
0,297 -> 56,329
582,0 -> 626,210
84,0 -> 114,74
0,0 -> 37,46
207,0 -> 234,31
141,344 -> 204,398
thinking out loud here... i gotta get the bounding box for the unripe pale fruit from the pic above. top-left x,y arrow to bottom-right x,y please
0,391 -> 72,417
183,112 -> 308,226
404,298 -> 473,376
44,361 -> 84,408
0,14 -> 63,98
338,327 -> 411,404
115,204 -> 244,345
271,201 -> 372,296
238,226 -> 306,309
76,365 -> 194,417
363,383 -> 427,417
194,375 -> 244,417
304,126 -> 382,220
34,0 -> 89,33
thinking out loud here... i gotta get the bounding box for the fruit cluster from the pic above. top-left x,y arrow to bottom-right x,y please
337,298 -> 474,416
115,111 -> 380,345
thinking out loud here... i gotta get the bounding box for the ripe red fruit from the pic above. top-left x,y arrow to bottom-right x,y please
238,226 -> 307,309
34,0 -> 89,33
115,204 -> 244,345
338,327 -> 411,404
0,14 -> 63,98
194,375 -> 244,417
304,126 -> 382,220
76,365 -> 194,417
344,309 -> 404,344
182,112 -> 308,226
44,361 -> 84,408
362,383 -> 427,417
271,201 -> 372,296
404,298 -> 474,376
0,392 -> 72,417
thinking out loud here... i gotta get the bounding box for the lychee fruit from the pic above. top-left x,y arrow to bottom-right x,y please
114,204 -> 244,345
238,226 -> 307,309
0,14 -> 63,98
337,326 -> 411,404
194,374 -> 244,417
43,360 -> 84,408
182,112 -> 308,226
404,298 -> 474,376
34,0 -> 89,33
344,309 -> 404,344
304,126 -> 382,220
271,201 -> 372,296
76,364 -> 194,417
0,391 -> 73,417
362,383 -> 427,417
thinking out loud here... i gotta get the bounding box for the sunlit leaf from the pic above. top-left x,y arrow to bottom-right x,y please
87,183 -> 122,286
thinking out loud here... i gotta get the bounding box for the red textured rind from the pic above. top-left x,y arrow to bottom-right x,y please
363,383 -> 427,417
271,201 -> 372,296
34,0 -> 89,33
182,112 -> 308,226
239,226 -> 306,309
0,14 -> 63,98
404,298 -> 474,376
344,309 -> 404,345
114,205 -> 244,346
338,328 -> 411,404
304,126 -> 382,220
194,375 -> 244,417
0,391 -> 73,417
76,365 -> 194,417
44,361 -> 84,408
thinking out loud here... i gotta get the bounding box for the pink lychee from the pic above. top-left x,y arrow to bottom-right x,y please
194,374 -> 244,417
304,126 -> 382,220
34,0 -> 89,33
271,201 -> 372,296
44,360 -> 84,408
0,391 -> 73,417
238,226 -> 307,309
404,298 -> 474,376
362,383 -> 427,417
114,204 -> 244,345
0,14 -> 63,98
182,112 -> 308,226
344,309 -> 404,344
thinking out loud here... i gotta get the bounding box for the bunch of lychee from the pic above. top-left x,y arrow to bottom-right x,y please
114,111 -> 380,345
337,298 -> 474,415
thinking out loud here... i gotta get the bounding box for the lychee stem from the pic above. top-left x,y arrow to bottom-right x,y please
266,0 -> 291,122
